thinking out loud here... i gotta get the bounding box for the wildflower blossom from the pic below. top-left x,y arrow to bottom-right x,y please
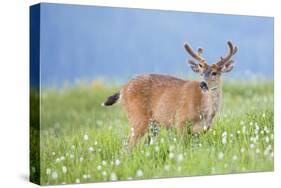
136,169 -> 143,177
164,165 -> 170,171
169,152 -> 175,160
155,146 -> 160,152
62,166 -> 67,174
46,168 -> 51,175
218,152 -> 224,160
177,153 -> 184,162
60,156 -> 65,161
256,148 -> 260,154
102,171 -> 107,177
51,171 -> 58,179
88,146 -> 94,152
83,134 -> 89,141
115,159 -> 121,166
110,172 -> 118,181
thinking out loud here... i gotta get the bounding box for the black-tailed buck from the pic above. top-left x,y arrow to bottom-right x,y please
103,41 -> 238,147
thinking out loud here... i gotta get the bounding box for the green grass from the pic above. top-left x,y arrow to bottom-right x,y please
32,80 -> 274,185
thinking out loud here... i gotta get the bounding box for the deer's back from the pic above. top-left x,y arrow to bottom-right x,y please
120,74 -> 203,126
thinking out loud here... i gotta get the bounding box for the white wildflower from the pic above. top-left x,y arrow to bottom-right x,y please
97,165 -> 102,171
155,146 -> 160,152
136,169 -> 143,177
46,168 -> 51,175
203,125 -> 208,131
62,166 -> 67,174
177,153 -> 184,162
102,171 -> 107,177
218,152 -> 224,160
222,136 -> 227,145
240,147 -> 245,153
270,152 -> 274,158
79,157 -> 84,162
52,152 -> 56,156
145,152 -> 150,157
75,178 -> 80,183
115,159 -> 121,166
110,172 -> 118,181
51,171 -> 58,179
102,160 -> 107,166
60,156 -> 65,161
232,155 -> 238,161
88,146 -> 94,152
265,136 -> 269,143
83,134 -> 89,141
169,152 -> 175,160
242,126 -> 246,133
164,165 -> 170,171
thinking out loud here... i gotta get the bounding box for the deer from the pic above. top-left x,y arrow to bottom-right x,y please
102,41 -> 238,147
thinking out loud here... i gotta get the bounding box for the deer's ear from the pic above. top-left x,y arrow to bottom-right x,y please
188,60 -> 200,73
220,60 -> 235,73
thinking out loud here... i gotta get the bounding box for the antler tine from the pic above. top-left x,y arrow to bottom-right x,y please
184,43 -> 203,62
197,48 -> 203,56
233,46 -> 238,55
224,59 -> 234,67
217,41 -> 236,67
188,59 -> 198,66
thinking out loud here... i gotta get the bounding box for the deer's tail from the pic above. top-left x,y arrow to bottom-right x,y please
102,92 -> 120,106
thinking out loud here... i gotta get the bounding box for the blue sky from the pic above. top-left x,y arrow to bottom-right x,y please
34,3 -> 274,87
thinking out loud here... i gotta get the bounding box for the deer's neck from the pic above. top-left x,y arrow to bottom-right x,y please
209,78 -> 223,114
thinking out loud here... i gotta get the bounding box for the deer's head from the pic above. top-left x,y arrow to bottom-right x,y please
184,41 -> 238,90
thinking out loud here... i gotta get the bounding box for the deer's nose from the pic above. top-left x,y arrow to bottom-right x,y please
200,81 -> 209,92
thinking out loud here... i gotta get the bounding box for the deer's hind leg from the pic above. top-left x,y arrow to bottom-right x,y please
124,97 -> 151,148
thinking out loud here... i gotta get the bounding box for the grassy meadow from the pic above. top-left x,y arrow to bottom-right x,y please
31,80 -> 274,185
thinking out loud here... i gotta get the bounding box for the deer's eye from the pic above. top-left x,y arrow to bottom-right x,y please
199,64 -> 203,68
211,72 -> 217,76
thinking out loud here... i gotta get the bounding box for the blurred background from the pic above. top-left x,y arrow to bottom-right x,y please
35,3 -> 273,88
